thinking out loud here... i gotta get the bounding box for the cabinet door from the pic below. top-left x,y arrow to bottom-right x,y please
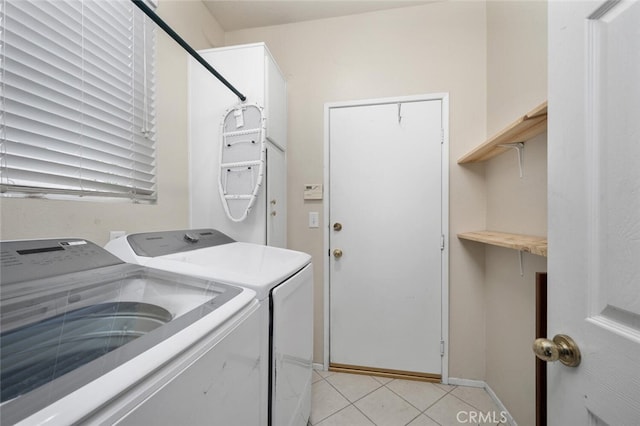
264,53 -> 287,150
266,143 -> 286,248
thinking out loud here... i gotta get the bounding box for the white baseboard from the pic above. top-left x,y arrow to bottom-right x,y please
483,383 -> 517,426
312,362 -> 325,371
448,378 -> 517,426
448,377 -> 485,388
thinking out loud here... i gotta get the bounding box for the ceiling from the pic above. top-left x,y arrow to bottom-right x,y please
203,0 -> 434,31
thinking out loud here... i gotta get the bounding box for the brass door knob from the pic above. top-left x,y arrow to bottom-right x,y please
333,223 -> 343,231
533,334 -> 581,367
333,249 -> 343,258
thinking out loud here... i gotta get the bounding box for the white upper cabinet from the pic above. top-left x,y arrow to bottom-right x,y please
188,43 -> 287,246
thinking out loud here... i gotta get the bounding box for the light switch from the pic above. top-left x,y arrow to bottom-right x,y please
304,184 -> 323,200
309,212 -> 319,228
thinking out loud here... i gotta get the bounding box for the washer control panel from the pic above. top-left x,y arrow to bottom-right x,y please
126,228 -> 235,257
1,239 -> 123,285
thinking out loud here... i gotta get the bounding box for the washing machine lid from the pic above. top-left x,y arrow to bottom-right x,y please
0,238 -> 254,425
146,242 -> 311,300
105,230 -> 312,300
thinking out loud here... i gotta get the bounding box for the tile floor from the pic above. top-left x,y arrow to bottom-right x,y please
310,370 -> 507,426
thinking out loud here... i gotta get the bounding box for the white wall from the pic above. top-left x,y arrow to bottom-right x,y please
0,1 -> 225,245
223,1 -> 489,379
484,1 -> 548,425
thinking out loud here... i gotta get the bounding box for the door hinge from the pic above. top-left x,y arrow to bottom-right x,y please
440,340 -> 445,356
440,234 -> 445,251
441,128 -> 444,144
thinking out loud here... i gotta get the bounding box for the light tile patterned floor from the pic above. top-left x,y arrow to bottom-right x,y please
310,370 -> 507,426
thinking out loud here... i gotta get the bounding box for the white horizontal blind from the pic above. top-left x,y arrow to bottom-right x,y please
0,0 -> 157,201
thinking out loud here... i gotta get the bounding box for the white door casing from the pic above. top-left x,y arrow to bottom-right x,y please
548,1 -> 640,424
266,144 -> 286,248
324,95 -> 449,379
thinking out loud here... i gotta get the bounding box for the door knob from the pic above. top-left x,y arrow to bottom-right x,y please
333,222 -> 342,231
532,334 -> 581,367
333,249 -> 343,258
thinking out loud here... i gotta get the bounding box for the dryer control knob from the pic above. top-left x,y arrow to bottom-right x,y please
184,232 -> 200,243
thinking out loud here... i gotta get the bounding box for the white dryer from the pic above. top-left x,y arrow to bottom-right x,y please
0,238 -> 262,426
106,229 -> 313,426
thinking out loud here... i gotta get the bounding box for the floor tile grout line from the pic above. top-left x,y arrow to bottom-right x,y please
448,390 -> 498,414
312,373 -> 498,426
381,379 -> 458,417
403,410 -> 445,426
324,373 -> 385,405
351,401 -> 381,426
381,380 -> 432,413
310,375 -> 342,425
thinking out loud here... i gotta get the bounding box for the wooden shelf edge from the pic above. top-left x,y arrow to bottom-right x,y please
458,230 -> 547,257
458,101 -> 548,164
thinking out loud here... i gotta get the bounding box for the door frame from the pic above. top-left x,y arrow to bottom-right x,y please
322,93 -> 450,383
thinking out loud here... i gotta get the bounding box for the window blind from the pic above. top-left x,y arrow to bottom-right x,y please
0,0 -> 157,201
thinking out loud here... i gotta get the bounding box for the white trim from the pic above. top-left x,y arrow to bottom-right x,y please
323,104 -> 331,370
312,363 -> 325,371
448,378 -> 517,426
447,377 -> 486,388
441,94 -> 450,385
484,382 -> 518,426
322,93 -> 450,385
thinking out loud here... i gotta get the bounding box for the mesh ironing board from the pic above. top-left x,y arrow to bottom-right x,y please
218,103 -> 266,222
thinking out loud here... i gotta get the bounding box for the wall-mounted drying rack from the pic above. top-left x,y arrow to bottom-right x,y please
131,0 -> 247,102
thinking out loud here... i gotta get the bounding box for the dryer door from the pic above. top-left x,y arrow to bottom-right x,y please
270,264 -> 313,426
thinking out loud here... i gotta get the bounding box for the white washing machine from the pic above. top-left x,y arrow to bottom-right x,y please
0,238 -> 262,426
105,229 -> 313,426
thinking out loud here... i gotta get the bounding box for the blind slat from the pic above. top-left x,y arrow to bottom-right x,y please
2,153 -> 155,190
1,0 -> 157,201
6,113 -> 155,160
1,168 -> 155,196
4,134 -> 155,174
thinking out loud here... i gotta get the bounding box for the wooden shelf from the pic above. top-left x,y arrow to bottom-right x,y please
458,101 -> 548,164
458,230 -> 547,257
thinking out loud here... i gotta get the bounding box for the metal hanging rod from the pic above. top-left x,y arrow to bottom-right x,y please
131,0 -> 247,102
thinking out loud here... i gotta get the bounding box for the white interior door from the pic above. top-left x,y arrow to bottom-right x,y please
548,1 -> 640,424
327,97 -> 445,377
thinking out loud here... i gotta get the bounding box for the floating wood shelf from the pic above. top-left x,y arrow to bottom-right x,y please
458,231 -> 547,257
458,101 -> 548,164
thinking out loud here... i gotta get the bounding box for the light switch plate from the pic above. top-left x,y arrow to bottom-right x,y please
309,212 -> 319,228
304,184 -> 323,200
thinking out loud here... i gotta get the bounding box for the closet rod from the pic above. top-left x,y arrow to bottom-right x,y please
131,0 -> 247,102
